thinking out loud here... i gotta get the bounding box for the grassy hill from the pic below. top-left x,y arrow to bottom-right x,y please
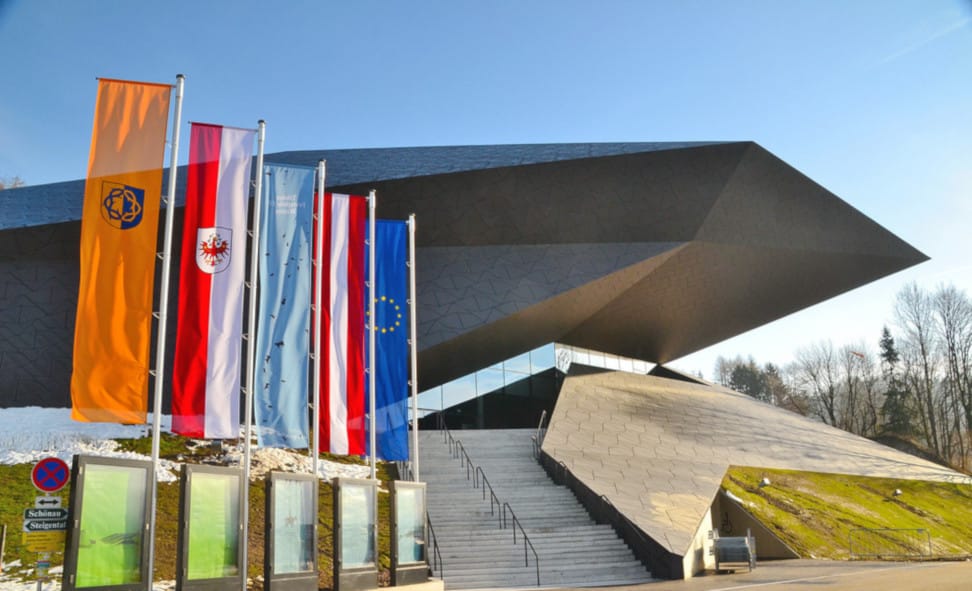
0,433 -> 398,589
722,466 -> 972,559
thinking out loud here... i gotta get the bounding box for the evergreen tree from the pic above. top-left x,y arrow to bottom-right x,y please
879,326 -> 912,435
729,358 -> 771,402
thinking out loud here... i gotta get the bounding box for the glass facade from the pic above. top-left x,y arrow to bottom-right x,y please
415,343 -> 654,428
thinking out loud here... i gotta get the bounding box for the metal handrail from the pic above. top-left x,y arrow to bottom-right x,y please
426,514 -> 444,578
598,492 -> 654,550
535,409 -> 547,445
396,460 -> 413,481
503,502 -> 540,586
454,440 -> 475,481
474,466 -> 503,524
550,460 -> 654,559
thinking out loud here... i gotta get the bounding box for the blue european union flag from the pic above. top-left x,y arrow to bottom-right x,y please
366,220 -> 410,461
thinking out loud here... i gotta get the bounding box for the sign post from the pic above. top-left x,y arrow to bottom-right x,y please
24,457 -> 70,591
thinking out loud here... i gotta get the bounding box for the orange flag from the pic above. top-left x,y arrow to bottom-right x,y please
71,78 -> 172,423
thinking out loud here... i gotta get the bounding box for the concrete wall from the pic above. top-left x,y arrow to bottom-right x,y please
682,507 -> 718,578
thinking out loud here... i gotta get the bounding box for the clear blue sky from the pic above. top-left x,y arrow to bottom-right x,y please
1,0 -> 970,378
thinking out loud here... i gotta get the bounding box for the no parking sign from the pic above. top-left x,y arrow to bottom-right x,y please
31,457 -> 70,493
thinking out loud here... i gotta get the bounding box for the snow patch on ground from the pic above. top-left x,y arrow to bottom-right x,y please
228,445 -> 371,480
0,407 -> 371,482
0,407 -> 182,481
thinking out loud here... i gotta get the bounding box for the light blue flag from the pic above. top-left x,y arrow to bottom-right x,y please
255,163 -> 315,448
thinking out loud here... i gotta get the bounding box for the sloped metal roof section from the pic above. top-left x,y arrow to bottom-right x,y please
0,142 -> 722,231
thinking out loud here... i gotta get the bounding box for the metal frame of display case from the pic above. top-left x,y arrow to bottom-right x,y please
389,481 -> 429,586
332,477 -> 379,591
175,464 -> 245,591
264,472 -> 319,591
63,455 -> 154,591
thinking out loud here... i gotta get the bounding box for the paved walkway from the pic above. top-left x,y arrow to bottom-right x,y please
574,559 -> 972,591
542,370 -> 972,557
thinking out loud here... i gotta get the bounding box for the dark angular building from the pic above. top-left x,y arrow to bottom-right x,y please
0,141 -> 926,408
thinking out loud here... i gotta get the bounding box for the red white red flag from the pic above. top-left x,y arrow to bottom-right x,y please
172,123 -> 255,438
316,193 -> 368,454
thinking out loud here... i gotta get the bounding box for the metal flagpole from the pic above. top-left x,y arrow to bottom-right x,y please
241,120 -> 266,590
368,190 -> 377,479
147,73 -> 184,591
312,160 -> 326,479
407,214 -> 420,482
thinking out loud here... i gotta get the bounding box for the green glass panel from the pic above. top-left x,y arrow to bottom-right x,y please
75,464 -> 146,588
273,479 -> 316,574
340,484 -> 375,568
187,472 -> 240,580
395,487 -> 425,564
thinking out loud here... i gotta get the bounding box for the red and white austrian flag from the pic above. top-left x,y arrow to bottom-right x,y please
172,123 -> 256,438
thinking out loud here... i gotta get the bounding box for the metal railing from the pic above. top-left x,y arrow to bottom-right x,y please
531,409 -> 548,459
849,528 -> 932,559
396,460 -> 413,481
503,502 -> 541,586
453,440 -> 476,482
475,466 -> 503,526
427,515 -> 444,578
547,458 -> 658,574
596,492 -> 655,553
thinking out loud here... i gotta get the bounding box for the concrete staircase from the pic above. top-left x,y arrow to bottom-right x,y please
419,429 -> 655,589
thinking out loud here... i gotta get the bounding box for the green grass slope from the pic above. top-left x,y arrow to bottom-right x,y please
722,466 -> 972,560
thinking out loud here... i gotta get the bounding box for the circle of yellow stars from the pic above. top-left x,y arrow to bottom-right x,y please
366,295 -> 403,333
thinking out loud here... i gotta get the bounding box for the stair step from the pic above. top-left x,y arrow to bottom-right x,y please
419,428 -> 650,590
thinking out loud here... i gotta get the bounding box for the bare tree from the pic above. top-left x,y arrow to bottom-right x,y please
0,176 -> 25,190
836,344 -> 881,437
932,284 -> 972,468
895,282 -> 944,457
713,355 -> 735,386
791,340 -> 842,427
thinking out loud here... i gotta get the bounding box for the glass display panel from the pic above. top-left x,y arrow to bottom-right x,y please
340,484 -> 376,568
273,478 -> 316,574
187,472 -> 241,579
395,487 -> 426,564
75,464 -> 147,587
